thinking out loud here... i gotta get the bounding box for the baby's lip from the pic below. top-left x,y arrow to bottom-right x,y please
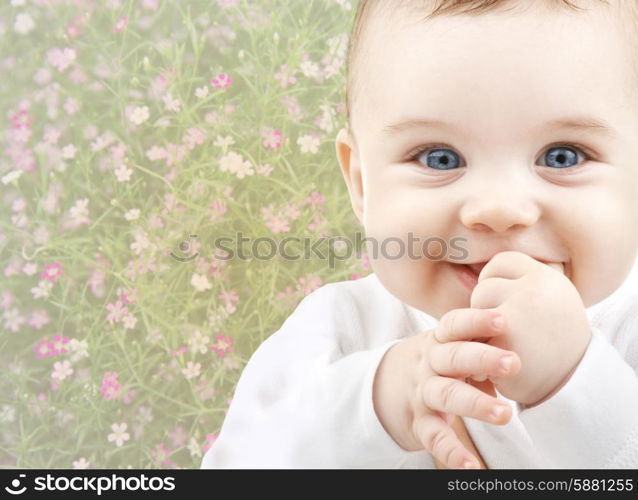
452,258 -> 565,276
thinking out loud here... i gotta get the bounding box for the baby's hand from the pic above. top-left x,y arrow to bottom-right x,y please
471,251 -> 592,406
373,307 -> 521,469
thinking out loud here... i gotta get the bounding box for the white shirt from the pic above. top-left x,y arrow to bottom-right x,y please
201,254 -> 638,468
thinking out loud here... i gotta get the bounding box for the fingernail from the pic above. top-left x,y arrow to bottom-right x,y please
499,355 -> 513,373
491,315 -> 504,330
490,404 -> 506,420
463,459 -> 479,469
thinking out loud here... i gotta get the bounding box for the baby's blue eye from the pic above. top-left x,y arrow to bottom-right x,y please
542,146 -> 580,168
416,148 -> 461,170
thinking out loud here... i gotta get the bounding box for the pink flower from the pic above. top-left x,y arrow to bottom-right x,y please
262,127 -> 282,149
170,346 -> 188,356
113,16 -> 129,33
118,288 -> 137,305
163,143 -> 187,166
273,64 -> 297,89
308,213 -> 324,232
306,190 -> 325,208
296,273 -> 322,296
142,0 -> 158,9
208,199 -> 228,223
51,334 -> 70,354
218,290 -> 238,308
105,300 -> 128,324
100,371 -> 122,400
146,145 -> 166,161
122,389 -> 137,404
265,215 -> 290,234
151,443 -> 174,467
1,291 -> 14,310
202,433 -> 217,453
46,47 -> 77,73
168,426 -> 187,447
183,127 -> 206,150
211,73 -> 232,89
40,261 -> 63,282
33,338 -> 54,359
210,334 -> 233,357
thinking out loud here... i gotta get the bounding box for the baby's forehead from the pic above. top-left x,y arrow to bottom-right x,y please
352,1 -> 638,130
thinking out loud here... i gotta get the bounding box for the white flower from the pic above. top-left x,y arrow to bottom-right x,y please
162,92 -> 181,112
61,144 -> 77,159
0,404 -> 16,424
130,231 -> 150,255
182,361 -> 201,379
114,162 -> 133,182
219,151 -> 253,178
1,170 -> 23,185
107,423 -> 130,447
122,313 -> 137,330
300,60 -> 320,79
124,208 -> 140,221
31,279 -> 53,299
195,86 -> 209,99
187,436 -> 202,458
187,329 -> 210,355
213,135 -> 235,148
72,457 -> 90,469
14,13 -> 35,35
297,134 -> 320,154
256,163 -> 273,176
68,339 -> 89,362
69,198 -> 90,226
128,105 -> 150,125
52,360 -> 73,381
22,262 -> 37,276
191,273 -> 211,292
235,161 -> 254,179
3,308 -> 25,332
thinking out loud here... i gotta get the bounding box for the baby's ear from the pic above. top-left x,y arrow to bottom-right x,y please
335,127 -> 365,224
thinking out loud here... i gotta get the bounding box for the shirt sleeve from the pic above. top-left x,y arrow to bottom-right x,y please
200,284 -> 428,468
515,327 -> 638,468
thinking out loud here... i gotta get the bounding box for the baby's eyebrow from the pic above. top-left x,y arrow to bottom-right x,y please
381,115 -> 618,139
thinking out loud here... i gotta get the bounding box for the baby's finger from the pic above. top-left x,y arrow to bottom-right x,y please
434,307 -> 506,344
422,375 -> 512,425
428,340 -> 519,379
413,413 -> 481,469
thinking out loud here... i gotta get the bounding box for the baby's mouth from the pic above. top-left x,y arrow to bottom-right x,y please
465,262 -> 489,276
458,259 -> 566,277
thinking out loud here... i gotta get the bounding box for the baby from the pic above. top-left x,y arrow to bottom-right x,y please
202,0 -> 638,468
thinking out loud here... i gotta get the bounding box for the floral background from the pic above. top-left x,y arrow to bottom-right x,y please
0,0 -> 370,468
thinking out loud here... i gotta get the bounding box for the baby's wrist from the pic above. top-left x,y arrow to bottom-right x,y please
372,336 -> 422,451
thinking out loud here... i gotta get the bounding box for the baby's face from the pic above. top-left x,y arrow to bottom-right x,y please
336,0 -> 638,319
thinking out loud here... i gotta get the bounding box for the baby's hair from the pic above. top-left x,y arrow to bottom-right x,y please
344,0 -> 638,145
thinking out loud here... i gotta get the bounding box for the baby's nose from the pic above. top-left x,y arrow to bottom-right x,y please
460,200 -> 540,233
